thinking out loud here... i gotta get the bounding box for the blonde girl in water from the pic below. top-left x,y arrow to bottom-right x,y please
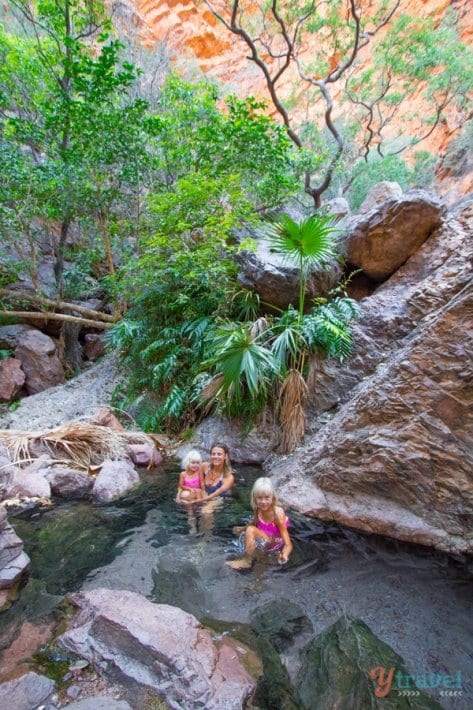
226,477 -> 292,570
176,450 -> 205,503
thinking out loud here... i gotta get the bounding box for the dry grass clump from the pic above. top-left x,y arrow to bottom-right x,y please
0,423 -> 162,470
277,369 -> 308,454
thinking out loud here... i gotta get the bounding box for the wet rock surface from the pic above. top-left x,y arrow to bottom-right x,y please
0,507 -> 30,594
297,616 -> 442,709
0,670 -> 55,710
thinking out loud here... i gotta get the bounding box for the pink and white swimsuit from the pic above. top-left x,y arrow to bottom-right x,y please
183,475 -> 201,489
257,512 -> 290,550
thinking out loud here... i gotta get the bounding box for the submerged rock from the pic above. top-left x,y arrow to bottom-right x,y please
0,672 -> 55,710
0,507 -> 30,592
57,588 -> 257,710
297,616 -> 442,709
249,599 -> 313,652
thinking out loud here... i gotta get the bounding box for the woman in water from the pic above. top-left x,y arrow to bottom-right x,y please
201,442 -> 235,501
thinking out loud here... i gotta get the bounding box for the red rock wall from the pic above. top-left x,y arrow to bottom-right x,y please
124,0 -> 472,197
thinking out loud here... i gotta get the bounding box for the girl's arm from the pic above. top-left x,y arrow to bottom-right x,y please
199,470 -> 206,494
176,471 -> 186,500
276,507 -> 292,564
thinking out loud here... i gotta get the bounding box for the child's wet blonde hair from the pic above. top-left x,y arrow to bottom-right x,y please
250,477 -> 278,523
182,449 -> 202,471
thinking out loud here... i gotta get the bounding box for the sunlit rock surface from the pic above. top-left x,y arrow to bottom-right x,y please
346,190 -> 445,280
58,588 -> 257,710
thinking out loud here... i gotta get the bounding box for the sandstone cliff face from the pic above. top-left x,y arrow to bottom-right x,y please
268,199 -> 473,554
122,0 -> 473,200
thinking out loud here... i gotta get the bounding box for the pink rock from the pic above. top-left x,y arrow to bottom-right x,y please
58,588 -> 257,709
15,329 -> 65,395
346,189 -> 445,280
7,470 -> 51,499
0,358 -> 25,402
127,443 -> 163,468
91,460 -> 139,502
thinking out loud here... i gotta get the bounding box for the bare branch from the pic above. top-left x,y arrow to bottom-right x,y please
0,310 -> 115,329
0,289 -> 117,322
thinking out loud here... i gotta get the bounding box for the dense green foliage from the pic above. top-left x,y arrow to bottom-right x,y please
4,0 -> 466,445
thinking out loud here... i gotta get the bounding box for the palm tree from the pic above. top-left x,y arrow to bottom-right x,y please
199,212 -> 358,453
262,213 -> 339,452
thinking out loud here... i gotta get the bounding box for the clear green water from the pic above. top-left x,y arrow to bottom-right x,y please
1,463 -> 472,708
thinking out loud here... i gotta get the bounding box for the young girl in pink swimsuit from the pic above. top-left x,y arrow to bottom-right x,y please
176,450 -> 205,503
226,477 -> 292,570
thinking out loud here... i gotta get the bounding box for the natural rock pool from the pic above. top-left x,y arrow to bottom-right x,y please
1,463 -> 472,708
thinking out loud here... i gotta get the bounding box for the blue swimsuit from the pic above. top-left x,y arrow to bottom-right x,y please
205,479 -> 223,495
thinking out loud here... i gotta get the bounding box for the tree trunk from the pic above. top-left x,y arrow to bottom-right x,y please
62,321 -> 83,372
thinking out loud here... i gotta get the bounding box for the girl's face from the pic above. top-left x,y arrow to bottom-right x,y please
188,460 -> 201,473
211,447 -> 226,467
255,493 -> 273,511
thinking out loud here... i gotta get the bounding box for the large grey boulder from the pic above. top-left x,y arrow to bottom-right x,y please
346,189 -> 445,280
91,460 -> 139,502
15,328 -> 65,394
178,413 -> 279,464
358,180 -> 403,214
237,236 -> 342,309
0,324 -> 34,349
0,357 -> 25,402
57,588 -> 257,710
0,672 -> 55,710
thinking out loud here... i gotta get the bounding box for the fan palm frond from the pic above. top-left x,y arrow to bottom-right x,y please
262,212 -> 338,270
